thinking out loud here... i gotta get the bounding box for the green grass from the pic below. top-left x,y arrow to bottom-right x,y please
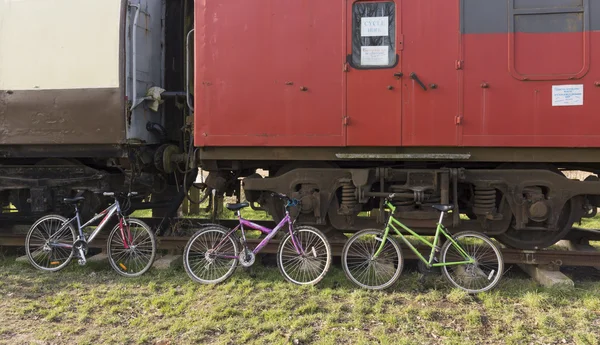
1,258 -> 600,345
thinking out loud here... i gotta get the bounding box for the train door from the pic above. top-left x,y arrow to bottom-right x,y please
346,0 -> 403,146
401,0 -> 461,146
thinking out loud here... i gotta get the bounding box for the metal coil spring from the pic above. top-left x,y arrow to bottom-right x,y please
473,186 -> 496,215
341,182 -> 357,206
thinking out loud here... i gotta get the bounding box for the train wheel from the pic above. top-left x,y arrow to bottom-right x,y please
496,197 -> 579,250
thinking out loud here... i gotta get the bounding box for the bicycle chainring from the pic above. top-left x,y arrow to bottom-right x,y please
238,251 -> 256,268
72,239 -> 89,257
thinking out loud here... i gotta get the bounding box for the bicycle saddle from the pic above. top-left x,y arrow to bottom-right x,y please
432,204 -> 453,212
63,196 -> 85,204
226,202 -> 249,211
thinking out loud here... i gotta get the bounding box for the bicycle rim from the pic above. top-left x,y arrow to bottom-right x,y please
25,215 -> 76,272
440,231 -> 504,293
341,229 -> 403,290
277,226 -> 332,285
107,218 -> 156,277
183,227 -> 239,284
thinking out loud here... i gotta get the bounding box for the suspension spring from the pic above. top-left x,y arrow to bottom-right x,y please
341,182 -> 357,207
473,186 -> 496,216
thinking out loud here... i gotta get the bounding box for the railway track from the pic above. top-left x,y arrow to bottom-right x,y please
2,217 -> 600,268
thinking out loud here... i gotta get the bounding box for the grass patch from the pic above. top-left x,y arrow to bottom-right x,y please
2,257 -> 600,344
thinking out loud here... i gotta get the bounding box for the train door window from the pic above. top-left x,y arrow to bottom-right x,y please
509,0 -> 589,80
350,1 -> 397,69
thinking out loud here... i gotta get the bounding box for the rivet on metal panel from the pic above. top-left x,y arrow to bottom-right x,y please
300,86 -> 308,92
203,133 -> 208,137
481,83 -> 489,89
387,85 -> 394,90
285,81 -> 294,85
429,84 -> 437,89
595,82 -> 600,87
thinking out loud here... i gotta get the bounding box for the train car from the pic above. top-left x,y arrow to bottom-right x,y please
0,0 -> 195,223
192,0 -> 600,250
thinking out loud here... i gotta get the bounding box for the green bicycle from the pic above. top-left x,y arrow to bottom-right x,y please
341,194 -> 504,293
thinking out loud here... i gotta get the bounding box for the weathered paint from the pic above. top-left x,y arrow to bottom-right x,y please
195,0 -> 600,148
0,88 -> 125,145
0,0 -> 126,145
194,0 -> 345,147
0,0 -> 122,90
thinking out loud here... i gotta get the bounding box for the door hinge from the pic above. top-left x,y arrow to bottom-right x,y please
455,115 -> 463,125
455,60 -> 464,70
343,62 -> 349,72
343,116 -> 350,126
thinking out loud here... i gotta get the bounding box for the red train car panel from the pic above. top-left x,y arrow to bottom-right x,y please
462,0 -> 600,147
193,0 -> 345,147
194,0 -> 600,148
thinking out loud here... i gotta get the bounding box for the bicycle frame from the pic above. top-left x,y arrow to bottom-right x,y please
374,201 -> 474,268
48,199 -> 131,250
213,208 -> 305,259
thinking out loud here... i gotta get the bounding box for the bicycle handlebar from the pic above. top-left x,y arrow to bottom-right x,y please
270,193 -> 300,207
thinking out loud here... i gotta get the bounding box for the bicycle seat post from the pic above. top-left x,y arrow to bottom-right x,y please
438,210 -> 445,226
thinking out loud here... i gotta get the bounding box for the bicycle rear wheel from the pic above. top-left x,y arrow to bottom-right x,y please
277,226 -> 332,285
439,231 -> 504,293
183,226 -> 239,284
107,218 -> 157,277
25,215 -> 76,272
341,229 -> 403,290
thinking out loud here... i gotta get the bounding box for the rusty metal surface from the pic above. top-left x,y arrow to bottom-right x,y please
0,88 -> 125,145
196,146 -> 600,163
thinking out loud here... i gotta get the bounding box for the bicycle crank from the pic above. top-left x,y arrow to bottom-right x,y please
73,239 -> 89,266
239,251 -> 256,268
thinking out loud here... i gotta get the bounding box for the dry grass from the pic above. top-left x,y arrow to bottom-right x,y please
1,257 -> 600,345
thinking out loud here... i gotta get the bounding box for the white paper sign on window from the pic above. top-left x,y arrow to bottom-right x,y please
361,17 -> 389,37
552,84 -> 584,106
361,46 -> 389,66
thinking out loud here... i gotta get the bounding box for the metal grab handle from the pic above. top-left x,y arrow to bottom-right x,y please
128,2 -> 141,110
410,72 -> 427,91
186,29 -> 195,112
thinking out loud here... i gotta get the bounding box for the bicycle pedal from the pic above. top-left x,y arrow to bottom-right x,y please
78,259 -> 86,266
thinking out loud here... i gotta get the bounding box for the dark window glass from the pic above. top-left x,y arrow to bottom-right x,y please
352,2 -> 396,69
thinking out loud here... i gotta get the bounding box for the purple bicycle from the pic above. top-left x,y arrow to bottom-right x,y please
182,193 -> 332,285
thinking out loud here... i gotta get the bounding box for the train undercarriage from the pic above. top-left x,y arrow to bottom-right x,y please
199,158 -> 600,251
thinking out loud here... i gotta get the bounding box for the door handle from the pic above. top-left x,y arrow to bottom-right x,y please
410,72 -> 428,91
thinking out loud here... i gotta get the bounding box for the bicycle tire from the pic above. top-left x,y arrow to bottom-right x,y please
25,214 -> 76,272
107,218 -> 157,277
341,228 -> 404,290
183,226 -> 239,284
277,226 -> 332,285
439,231 -> 504,293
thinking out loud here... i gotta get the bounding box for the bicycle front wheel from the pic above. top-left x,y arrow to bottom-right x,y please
341,229 -> 403,290
25,215 -> 76,272
183,226 -> 239,284
107,218 -> 157,277
277,226 -> 331,285
440,231 -> 504,293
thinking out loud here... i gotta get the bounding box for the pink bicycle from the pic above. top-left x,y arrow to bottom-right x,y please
183,193 -> 332,285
